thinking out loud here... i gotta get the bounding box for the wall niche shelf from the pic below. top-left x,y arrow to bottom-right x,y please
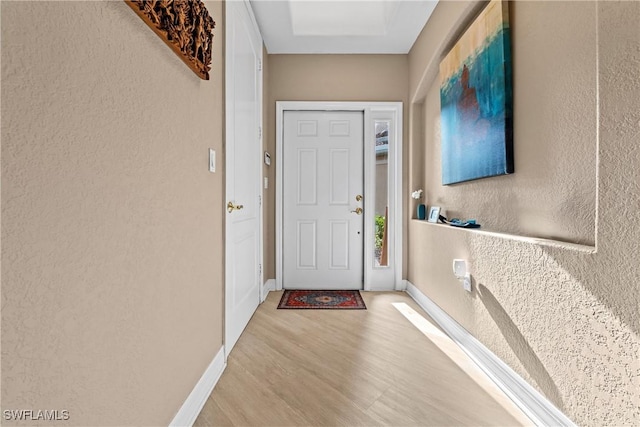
411,219 -> 596,254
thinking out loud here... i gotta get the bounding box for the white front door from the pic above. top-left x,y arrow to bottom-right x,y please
283,111 -> 364,290
225,1 -> 262,356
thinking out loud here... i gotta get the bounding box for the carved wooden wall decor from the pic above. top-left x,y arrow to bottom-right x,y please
125,0 -> 216,80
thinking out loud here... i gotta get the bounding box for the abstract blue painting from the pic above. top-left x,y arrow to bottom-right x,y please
440,0 -> 513,185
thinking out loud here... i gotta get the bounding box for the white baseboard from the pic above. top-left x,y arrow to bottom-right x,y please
169,346 -> 226,427
405,282 -> 575,427
262,279 -> 276,302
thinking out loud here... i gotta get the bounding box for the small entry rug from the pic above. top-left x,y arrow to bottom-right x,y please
277,290 -> 366,310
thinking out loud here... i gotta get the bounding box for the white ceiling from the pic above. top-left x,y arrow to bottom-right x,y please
249,0 -> 438,54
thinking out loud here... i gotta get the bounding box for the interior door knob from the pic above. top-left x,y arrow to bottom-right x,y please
351,207 -> 363,215
227,201 -> 244,213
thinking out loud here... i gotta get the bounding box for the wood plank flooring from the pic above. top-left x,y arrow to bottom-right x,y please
194,291 -> 531,426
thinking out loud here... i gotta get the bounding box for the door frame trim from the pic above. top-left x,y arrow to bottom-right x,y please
276,102 -> 403,291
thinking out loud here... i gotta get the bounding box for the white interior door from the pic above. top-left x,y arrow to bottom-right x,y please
225,1 -> 262,357
283,111 -> 364,290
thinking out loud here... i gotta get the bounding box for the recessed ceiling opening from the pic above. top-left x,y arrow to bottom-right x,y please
289,1 -> 400,36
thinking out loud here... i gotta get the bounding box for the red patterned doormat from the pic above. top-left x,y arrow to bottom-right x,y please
277,290 -> 366,310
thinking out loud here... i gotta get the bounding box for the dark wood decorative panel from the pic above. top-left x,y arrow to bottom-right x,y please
125,0 -> 216,80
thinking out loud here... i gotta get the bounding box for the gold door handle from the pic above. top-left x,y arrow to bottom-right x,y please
356,195 -> 363,202
351,207 -> 363,215
227,201 -> 244,213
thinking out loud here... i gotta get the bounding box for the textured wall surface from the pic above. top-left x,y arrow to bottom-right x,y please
407,1 -> 639,425
421,1 -> 597,245
1,1 -> 225,425
265,54 -> 410,278
262,47 -> 275,282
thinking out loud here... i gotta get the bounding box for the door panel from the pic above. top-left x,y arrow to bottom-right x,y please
225,1 -> 261,357
283,111 -> 364,290
297,149 -> 318,205
297,221 -> 317,269
329,220 -> 349,269
330,150 -> 350,204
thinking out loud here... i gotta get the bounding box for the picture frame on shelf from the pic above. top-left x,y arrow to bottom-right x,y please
428,206 -> 441,223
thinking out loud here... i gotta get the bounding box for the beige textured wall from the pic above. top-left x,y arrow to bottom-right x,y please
262,46 -> 276,282
407,1 -> 640,425
265,54 -> 410,278
417,1 -> 597,244
267,54 -> 409,103
1,1 -> 225,425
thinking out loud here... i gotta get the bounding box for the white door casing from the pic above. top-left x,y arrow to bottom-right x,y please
283,111 -> 364,290
225,0 -> 262,358
276,102 -> 403,292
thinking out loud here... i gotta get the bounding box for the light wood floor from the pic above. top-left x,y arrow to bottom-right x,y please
194,291 -> 531,426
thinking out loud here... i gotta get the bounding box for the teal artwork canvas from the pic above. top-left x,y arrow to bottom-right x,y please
440,0 -> 513,185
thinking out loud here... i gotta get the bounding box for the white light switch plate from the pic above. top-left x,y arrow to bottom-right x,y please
209,149 -> 216,172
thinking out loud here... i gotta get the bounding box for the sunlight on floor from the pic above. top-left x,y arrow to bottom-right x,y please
392,302 -> 534,426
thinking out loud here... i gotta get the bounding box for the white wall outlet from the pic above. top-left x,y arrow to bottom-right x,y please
264,177 -> 269,189
463,273 -> 472,292
453,259 -> 467,279
209,149 -> 216,173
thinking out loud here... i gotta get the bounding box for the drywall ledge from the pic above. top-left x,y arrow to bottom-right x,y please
411,220 -> 596,254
